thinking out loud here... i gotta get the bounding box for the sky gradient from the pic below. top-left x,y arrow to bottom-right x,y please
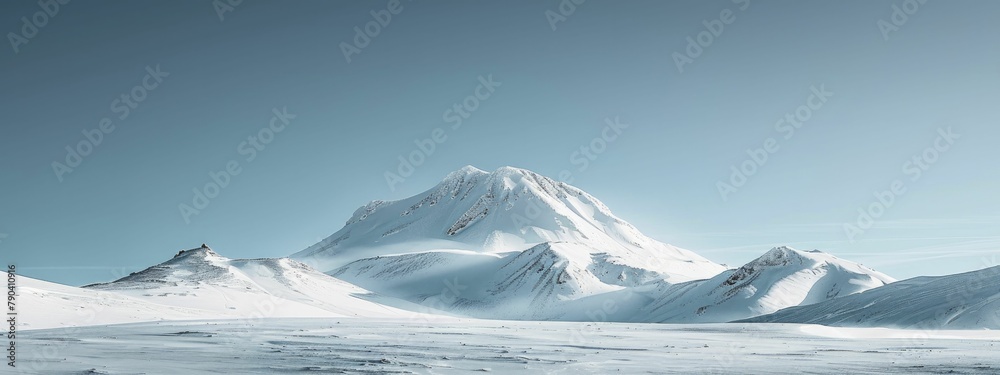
2,0 -> 999,285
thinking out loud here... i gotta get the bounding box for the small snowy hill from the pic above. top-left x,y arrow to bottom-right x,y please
84,246 -> 427,321
640,247 -> 895,323
293,166 -> 724,283
18,275 -> 214,330
743,265 -> 1000,329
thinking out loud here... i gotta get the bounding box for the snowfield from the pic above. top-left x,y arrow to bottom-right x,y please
15,318 -> 1000,374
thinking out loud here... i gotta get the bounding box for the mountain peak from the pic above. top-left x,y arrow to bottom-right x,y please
294,166 -> 725,281
489,165 -> 532,177
172,245 -> 221,260
445,165 -> 488,180
758,246 -> 830,264
163,247 -> 231,272
731,246 -> 894,287
754,246 -> 800,264
440,165 -> 548,190
443,165 -> 552,183
646,245 -> 897,323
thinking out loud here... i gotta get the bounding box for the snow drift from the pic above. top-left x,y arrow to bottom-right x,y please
742,264 -> 1000,329
641,246 -> 895,323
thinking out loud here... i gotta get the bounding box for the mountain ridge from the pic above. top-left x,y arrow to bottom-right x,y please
638,246 -> 896,323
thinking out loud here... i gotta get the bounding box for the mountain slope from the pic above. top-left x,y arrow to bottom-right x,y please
331,241 -> 665,320
742,265 -> 1000,329
640,246 -> 895,323
292,166 -> 725,283
18,275 -> 215,330
85,246 -> 428,320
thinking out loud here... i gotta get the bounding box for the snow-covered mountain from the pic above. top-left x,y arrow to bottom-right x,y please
292,166 -> 725,283
291,166 -> 731,319
83,246 -> 428,321
291,166 -> 902,322
640,246 -> 896,323
742,265 -> 1000,329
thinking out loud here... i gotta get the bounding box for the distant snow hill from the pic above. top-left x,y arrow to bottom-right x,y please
292,166 -> 895,322
19,274 -> 212,330
11,246 -> 437,329
81,247 -> 428,321
742,265 -> 1000,329
640,246 -> 895,323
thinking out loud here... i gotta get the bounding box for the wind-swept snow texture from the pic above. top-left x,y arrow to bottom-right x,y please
743,265 -> 1000,329
17,319 -> 1000,374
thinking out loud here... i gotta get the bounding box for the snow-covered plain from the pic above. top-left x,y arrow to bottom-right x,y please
15,318 -> 1000,374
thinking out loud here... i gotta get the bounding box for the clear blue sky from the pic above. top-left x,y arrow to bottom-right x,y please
2,0 -> 998,285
